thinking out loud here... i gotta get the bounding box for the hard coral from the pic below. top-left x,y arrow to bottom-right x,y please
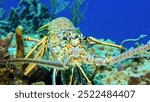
141,72 -> 150,84
0,32 -> 14,59
128,76 -> 141,85
5,0 -> 50,34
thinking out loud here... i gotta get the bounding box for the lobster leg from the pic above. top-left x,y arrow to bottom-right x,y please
49,51 -> 60,85
24,36 -> 49,75
90,66 -> 99,83
87,36 -> 125,52
69,67 -> 75,85
76,62 -> 92,85
52,68 -> 59,85
25,36 -> 48,58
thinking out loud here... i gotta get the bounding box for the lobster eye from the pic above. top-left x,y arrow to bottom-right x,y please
63,36 -> 68,40
75,35 -> 79,38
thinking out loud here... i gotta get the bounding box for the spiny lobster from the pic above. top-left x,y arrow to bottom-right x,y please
0,17 -> 150,85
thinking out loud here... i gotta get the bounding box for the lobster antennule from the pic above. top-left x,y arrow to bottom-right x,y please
37,23 -> 50,32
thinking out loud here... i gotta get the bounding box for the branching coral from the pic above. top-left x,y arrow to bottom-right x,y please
6,0 -> 50,34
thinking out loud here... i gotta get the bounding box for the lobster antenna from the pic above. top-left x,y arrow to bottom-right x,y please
0,58 -> 65,70
110,43 -> 150,64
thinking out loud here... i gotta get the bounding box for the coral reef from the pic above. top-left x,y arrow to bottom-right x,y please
0,33 -> 150,85
0,8 -> 5,19
0,32 -> 25,85
1,26 -> 150,85
99,59 -> 150,85
92,42 -> 150,85
0,0 -> 7,35
0,20 -> 9,36
8,0 -> 50,34
0,0 -> 88,36
0,0 -> 4,19
0,0 -> 150,85
0,32 -> 14,59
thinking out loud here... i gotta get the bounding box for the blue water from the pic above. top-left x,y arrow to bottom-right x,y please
1,0 -> 150,48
